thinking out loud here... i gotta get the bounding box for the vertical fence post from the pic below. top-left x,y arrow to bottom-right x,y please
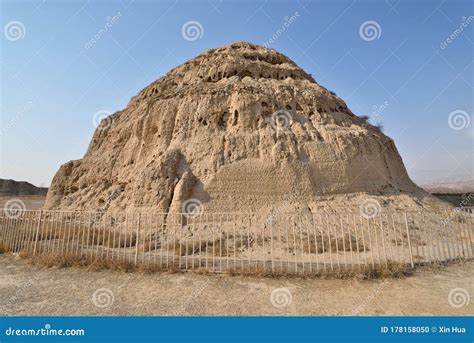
366,217 -> 375,268
284,216 -> 290,274
340,216 -> 347,270
135,213 -> 141,266
404,212 -> 414,267
327,214 -> 333,271
379,214 -> 388,267
456,213 -> 467,259
270,215 -> 275,273
353,214 -> 361,271
10,214 -> 19,252
466,211 -> 473,259
0,212 -> 4,243
33,210 -> 43,256
299,216 -> 305,275
333,216 -> 340,272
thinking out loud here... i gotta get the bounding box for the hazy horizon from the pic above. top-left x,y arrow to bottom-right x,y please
1,0 -> 473,188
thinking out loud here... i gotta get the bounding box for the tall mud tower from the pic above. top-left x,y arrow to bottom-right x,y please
45,42 -> 424,214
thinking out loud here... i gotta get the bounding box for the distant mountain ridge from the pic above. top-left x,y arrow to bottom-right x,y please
0,179 -> 48,196
421,179 -> 474,194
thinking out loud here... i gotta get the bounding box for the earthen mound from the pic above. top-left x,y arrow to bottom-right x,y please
45,42 -> 436,214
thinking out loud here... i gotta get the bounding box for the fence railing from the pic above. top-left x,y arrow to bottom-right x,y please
0,208 -> 472,275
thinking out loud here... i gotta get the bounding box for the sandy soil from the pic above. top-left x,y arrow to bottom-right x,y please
0,254 -> 472,316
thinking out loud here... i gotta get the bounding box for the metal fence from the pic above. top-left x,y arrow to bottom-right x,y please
0,208 -> 472,275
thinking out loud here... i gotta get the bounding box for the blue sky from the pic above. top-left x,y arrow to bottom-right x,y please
1,0 -> 472,187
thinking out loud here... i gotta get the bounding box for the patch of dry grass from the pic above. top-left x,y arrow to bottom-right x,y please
18,249 -> 187,275
224,260 -> 413,279
16,248 -> 416,280
168,234 -> 252,257
304,233 -> 366,254
16,242 -> 464,279
8,221 -> 141,248
352,261 -> 413,279
20,250 -> 136,272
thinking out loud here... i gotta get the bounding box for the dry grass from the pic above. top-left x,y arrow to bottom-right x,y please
8,221 -> 140,248
224,260 -> 413,279
20,250 -> 136,272
18,249 -> 185,274
299,233 -> 366,254
168,233 -> 369,258
353,261 -> 413,279
38,226 -> 139,248
390,230 -> 426,246
455,214 -> 467,223
138,235 -> 161,252
16,248 -> 418,280
168,234 -> 252,257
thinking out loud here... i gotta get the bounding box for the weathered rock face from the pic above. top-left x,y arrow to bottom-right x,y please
45,42 -> 425,213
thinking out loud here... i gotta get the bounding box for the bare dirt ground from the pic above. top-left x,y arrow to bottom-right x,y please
0,254 -> 472,316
